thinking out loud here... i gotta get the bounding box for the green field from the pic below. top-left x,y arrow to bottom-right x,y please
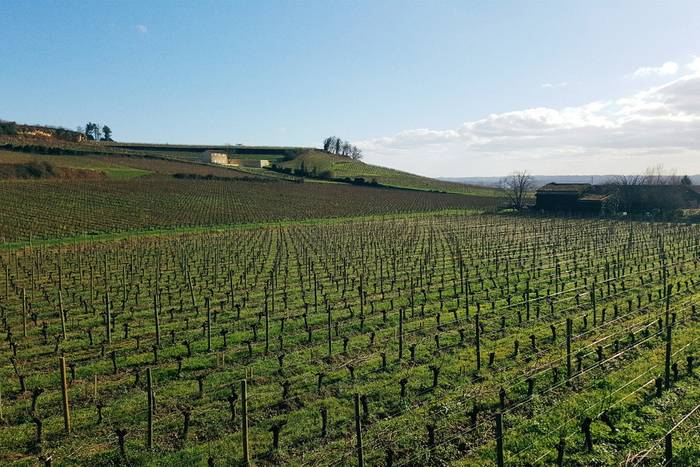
274,150 -> 502,196
0,213 -> 698,466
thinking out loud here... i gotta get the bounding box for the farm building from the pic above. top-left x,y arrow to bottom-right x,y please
241,159 -> 270,168
200,150 -> 229,165
534,183 -> 595,211
228,159 -> 270,168
535,182 -> 700,213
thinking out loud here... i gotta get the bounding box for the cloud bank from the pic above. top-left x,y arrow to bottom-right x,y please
356,58 -> 700,177
632,61 -> 678,78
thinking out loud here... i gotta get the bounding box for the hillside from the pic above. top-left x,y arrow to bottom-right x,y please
0,133 -> 500,241
273,150 -> 502,196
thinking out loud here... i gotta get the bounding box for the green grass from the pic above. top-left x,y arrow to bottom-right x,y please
0,214 -> 698,466
275,150 -> 503,196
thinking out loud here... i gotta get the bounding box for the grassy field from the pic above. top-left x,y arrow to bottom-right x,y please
0,213 -> 698,466
274,150 -> 503,196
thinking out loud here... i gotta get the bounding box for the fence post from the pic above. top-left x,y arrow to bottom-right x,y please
59,357 -> 71,433
241,379 -> 250,465
495,412 -> 504,467
354,393 -> 365,467
665,432 -> 672,467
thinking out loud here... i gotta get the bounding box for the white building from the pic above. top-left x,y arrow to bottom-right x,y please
200,150 -> 229,165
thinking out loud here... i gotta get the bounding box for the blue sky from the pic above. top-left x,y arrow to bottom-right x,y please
2,0 -> 700,176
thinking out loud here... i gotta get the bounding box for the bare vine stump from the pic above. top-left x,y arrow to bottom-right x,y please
269,420 -> 287,450
581,417 -> 593,451
116,428 -> 128,457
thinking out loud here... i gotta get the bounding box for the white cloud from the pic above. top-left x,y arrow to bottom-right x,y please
688,57 -> 700,73
136,24 -> 148,34
355,57 -> 700,177
632,61 -> 678,78
541,82 -> 568,89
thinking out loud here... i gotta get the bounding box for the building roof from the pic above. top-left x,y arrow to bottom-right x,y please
536,183 -> 592,194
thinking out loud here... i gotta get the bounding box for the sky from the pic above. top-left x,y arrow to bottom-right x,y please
1,0 -> 700,177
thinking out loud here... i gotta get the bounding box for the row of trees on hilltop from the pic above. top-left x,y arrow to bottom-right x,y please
322,136 -> 363,160
609,165 -> 692,186
78,122 -> 113,141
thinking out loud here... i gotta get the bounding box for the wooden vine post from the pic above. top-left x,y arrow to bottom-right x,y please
106,292 -> 112,345
495,412 -> 504,467
153,294 -> 160,348
146,367 -> 153,449
665,325 -> 672,389
566,318 -> 572,380
206,297 -> 212,352
327,304 -> 332,358
475,312 -> 481,372
59,290 -> 66,341
591,281 -> 597,325
398,308 -> 404,361
354,393 -> 365,467
59,357 -> 71,433
22,288 -> 27,338
241,379 -> 250,465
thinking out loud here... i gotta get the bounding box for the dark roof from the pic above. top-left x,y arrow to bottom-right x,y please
536,183 -> 591,194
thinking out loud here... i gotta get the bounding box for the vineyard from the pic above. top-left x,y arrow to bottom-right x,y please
1,213 -> 699,465
0,178 -> 497,243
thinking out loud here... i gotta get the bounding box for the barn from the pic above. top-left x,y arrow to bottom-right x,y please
535,182 -> 700,213
534,183 -> 593,211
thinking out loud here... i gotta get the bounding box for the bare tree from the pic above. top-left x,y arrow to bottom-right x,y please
499,171 -> 534,210
609,165 -> 681,186
321,136 -> 363,159
350,146 -> 363,160
323,136 -> 337,152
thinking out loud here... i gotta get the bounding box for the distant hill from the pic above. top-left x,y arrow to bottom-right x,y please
442,174 -> 700,188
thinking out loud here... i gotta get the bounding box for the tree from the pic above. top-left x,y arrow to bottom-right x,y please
681,175 -> 692,185
83,122 -> 107,141
499,171 -> 534,211
321,136 -> 363,159
102,125 -> 112,141
350,146 -> 363,160
608,165 -> 681,186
